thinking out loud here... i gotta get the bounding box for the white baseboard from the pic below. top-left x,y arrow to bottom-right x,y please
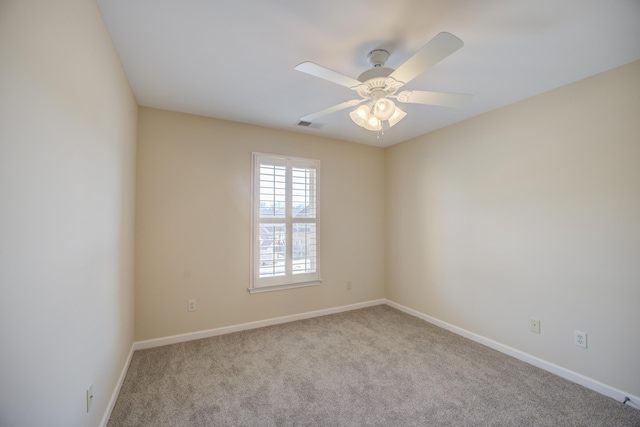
100,343 -> 135,427
384,299 -> 640,410
133,299 -> 386,351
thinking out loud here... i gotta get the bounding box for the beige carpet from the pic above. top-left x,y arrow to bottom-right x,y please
108,305 -> 640,426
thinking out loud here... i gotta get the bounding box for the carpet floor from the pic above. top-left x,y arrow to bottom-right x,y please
108,305 -> 640,426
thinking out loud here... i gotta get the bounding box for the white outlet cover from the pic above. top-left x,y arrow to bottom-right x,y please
529,318 -> 540,334
574,331 -> 587,348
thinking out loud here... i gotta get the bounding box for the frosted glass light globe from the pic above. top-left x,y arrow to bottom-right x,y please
373,98 -> 396,121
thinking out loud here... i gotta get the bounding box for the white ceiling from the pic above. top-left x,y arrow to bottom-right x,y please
97,0 -> 640,147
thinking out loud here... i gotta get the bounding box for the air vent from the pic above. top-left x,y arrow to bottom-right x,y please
296,121 -> 325,130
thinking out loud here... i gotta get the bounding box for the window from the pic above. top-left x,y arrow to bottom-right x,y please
250,153 -> 320,293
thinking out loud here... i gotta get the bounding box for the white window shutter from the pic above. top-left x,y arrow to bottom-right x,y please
250,153 -> 321,293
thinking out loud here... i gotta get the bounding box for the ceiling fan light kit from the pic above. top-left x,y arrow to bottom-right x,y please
295,32 -> 473,136
349,102 -> 406,132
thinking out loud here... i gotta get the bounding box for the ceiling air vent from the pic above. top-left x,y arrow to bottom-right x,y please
297,121 -> 326,130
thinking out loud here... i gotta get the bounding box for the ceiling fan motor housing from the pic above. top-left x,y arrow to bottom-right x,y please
357,66 -> 393,82
355,67 -> 402,99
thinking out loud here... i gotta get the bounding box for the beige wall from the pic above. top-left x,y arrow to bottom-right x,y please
0,0 -> 137,426
385,60 -> 640,396
135,108 -> 386,341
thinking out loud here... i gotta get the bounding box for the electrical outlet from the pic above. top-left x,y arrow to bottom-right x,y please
188,299 -> 196,312
530,318 -> 540,334
574,331 -> 587,348
346,281 -> 352,290
86,384 -> 94,413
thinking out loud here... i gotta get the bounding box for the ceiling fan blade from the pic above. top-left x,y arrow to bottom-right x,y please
389,32 -> 464,86
396,90 -> 473,107
295,62 -> 362,89
300,99 -> 365,122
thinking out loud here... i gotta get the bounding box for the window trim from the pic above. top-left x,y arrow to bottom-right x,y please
249,152 -> 321,293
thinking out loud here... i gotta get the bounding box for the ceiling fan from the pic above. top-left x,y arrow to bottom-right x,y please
295,32 -> 472,133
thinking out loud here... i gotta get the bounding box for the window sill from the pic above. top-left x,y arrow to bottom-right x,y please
248,280 -> 322,294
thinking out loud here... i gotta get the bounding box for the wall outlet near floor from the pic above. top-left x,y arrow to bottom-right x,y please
86,384 -> 94,413
529,318 -> 540,334
188,299 -> 196,312
346,281 -> 352,290
574,331 -> 587,348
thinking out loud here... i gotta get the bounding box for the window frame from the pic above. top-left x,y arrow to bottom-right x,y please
249,152 -> 321,293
